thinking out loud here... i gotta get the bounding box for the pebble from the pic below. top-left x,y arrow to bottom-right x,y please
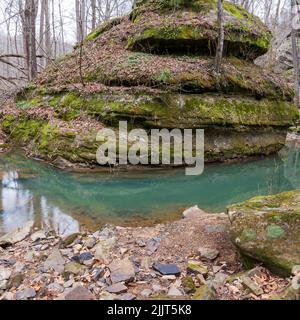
141,289 -> 152,297
64,285 -> 94,300
168,285 -> 183,297
106,283 -> 128,294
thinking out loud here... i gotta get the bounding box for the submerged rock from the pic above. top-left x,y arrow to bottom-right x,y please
228,190 -> 300,276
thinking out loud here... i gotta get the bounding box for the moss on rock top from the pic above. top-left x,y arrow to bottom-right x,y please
129,0 -> 272,60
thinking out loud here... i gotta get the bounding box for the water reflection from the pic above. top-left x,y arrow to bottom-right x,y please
0,140 -> 300,236
0,169 -> 80,236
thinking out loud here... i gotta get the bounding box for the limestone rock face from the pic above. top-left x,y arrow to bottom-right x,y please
2,0 -> 298,168
228,190 -> 300,276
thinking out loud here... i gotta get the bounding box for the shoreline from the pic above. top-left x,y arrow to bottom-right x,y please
0,207 -> 294,301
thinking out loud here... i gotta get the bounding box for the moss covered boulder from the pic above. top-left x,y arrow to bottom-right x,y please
0,0 -> 298,168
129,0 -> 272,60
228,190 -> 300,276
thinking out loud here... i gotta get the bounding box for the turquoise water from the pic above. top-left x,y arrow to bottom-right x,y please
0,144 -> 299,236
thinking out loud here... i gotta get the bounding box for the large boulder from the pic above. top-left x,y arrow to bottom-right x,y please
228,190 -> 300,276
1,0 -> 297,169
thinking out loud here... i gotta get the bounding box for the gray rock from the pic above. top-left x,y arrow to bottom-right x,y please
109,258 -> 136,283
0,266 -> 11,290
153,263 -> 181,276
0,221 -> 34,247
44,249 -> 65,273
211,272 -> 228,290
85,238 -> 96,249
168,285 -> 183,297
7,273 -> 24,289
72,252 -> 94,264
119,293 -> 136,300
65,285 -> 95,300
16,288 -> 36,300
141,289 -> 152,297
106,283 -> 128,294
241,275 -> 263,296
92,267 -> 105,281
47,282 -> 65,294
30,230 -> 46,242
99,291 -> 119,300
94,237 -> 116,262
198,247 -> 219,260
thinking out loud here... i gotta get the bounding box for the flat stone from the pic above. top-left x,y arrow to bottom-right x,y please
94,237 -> 116,262
198,247 -> 219,260
182,206 -> 207,219
153,263 -> 181,276
187,261 -> 208,275
241,275 -> 263,296
212,272 -> 228,290
72,252 -> 94,264
30,230 -> 46,242
16,288 -> 36,300
44,249 -> 65,273
106,283 -> 128,294
109,258 -> 136,283
65,285 -> 95,300
0,221 -> 34,247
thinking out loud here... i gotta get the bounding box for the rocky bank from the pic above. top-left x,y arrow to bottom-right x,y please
0,203 -> 299,301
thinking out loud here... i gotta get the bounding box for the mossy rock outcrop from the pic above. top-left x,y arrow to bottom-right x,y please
228,190 -> 300,276
129,0 -> 272,60
0,0 -> 298,168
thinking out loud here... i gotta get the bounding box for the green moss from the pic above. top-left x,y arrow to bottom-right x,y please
266,224 -> 285,240
240,228 -> 257,242
192,285 -> 216,300
86,17 -> 122,41
182,276 -> 196,294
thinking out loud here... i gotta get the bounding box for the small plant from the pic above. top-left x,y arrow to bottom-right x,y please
157,70 -> 172,83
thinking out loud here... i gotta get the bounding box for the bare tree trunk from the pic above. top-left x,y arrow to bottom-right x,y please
291,0 -> 300,108
215,0 -> 224,75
